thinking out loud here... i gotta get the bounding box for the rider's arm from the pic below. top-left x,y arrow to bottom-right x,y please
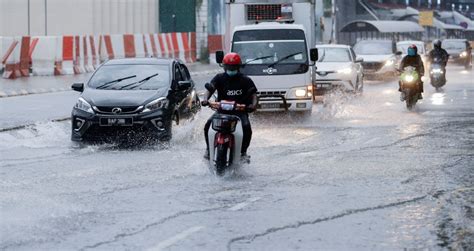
399,57 -> 406,72
248,93 -> 258,112
419,56 -> 425,76
202,76 -> 219,105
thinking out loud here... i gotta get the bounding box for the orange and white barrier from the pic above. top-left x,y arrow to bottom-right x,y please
2,37 -> 20,79
2,32 -> 198,79
55,36 -> 75,75
30,36 -> 56,76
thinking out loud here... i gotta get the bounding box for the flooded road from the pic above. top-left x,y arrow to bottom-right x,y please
1,66 -> 473,250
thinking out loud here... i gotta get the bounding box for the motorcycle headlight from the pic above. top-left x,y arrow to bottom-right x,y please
431,69 -> 443,74
337,68 -> 352,74
385,59 -> 395,66
404,75 -> 415,83
74,97 -> 94,113
460,51 -> 468,58
142,97 -> 169,113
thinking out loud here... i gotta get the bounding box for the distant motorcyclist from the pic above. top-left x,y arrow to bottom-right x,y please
202,52 -> 258,160
399,44 -> 425,99
428,39 -> 449,81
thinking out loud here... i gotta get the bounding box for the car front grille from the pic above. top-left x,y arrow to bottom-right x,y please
94,106 -> 142,114
362,62 -> 384,71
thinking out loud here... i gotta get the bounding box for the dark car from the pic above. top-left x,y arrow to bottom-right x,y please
442,39 -> 472,69
71,58 -> 201,143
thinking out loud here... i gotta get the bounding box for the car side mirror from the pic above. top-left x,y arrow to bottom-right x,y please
216,51 -> 224,64
395,51 -> 403,56
310,48 -> 318,62
71,83 -> 84,92
178,80 -> 192,90
355,57 -> 364,63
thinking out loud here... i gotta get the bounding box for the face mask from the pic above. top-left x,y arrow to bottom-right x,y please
226,70 -> 238,77
408,48 -> 416,56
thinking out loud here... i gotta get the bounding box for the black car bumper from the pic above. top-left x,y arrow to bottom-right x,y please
71,108 -> 173,142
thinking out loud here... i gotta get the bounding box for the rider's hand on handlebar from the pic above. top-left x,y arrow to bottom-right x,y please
246,104 -> 257,113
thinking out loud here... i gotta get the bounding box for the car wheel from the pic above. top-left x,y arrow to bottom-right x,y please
160,119 -> 173,142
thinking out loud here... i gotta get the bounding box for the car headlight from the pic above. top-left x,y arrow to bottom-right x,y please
460,51 -> 468,58
337,68 -> 352,74
75,97 -> 94,113
142,97 -> 169,113
385,59 -> 395,66
404,75 -> 415,83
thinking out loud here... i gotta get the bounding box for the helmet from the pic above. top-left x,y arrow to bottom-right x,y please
407,44 -> 418,56
433,39 -> 442,48
222,52 -> 242,71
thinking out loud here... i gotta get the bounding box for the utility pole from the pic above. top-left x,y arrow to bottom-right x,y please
44,0 -> 48,35
27,0 -> 30,35
330,0 -> 336,44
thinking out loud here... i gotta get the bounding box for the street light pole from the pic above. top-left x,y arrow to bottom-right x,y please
45,0 -> 48,35
27,0 -> 30,35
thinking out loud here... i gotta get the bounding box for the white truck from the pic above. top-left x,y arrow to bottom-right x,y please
217,0 -> 318,113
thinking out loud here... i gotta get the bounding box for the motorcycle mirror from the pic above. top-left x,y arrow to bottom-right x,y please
216,51 -> 224,64
310,48 -> 318,62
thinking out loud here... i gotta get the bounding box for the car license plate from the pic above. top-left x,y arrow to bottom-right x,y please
260,103 -> 281,109
100,117 -> 133,126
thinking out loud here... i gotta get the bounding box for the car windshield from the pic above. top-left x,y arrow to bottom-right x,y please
442,41 -> 466,50
354,41 -> 393,55
317,48 -> 351,62
232,29 -> 308,65
397,43 -> 425,54
88,64 -> 169,90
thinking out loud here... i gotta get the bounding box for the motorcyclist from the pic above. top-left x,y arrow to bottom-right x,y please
202,52 -> 258,160
399,44 -> 425,100
428,39 -> 449,82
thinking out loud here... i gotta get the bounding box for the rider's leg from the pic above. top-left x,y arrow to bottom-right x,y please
239,113 -> 252,156
203,116 -> 213,159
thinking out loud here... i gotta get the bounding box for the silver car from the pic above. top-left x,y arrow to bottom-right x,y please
314,44 -> 364,95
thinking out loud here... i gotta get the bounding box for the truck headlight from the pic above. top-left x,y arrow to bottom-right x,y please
75,97 -> 94,114
289,86 -> 311,98
295,89 -> 307,97
337,68 -> 352,74
142,97 -> 169,113
460,51 -> 468,58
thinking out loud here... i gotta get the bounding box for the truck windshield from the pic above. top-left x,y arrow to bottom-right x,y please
232,29 -> 309,75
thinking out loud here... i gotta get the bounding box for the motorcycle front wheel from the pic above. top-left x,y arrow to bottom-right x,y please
214,144 -> 231,176
406,95 -> 417,110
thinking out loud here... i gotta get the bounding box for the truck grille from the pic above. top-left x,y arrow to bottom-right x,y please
257,91 -> 286,96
